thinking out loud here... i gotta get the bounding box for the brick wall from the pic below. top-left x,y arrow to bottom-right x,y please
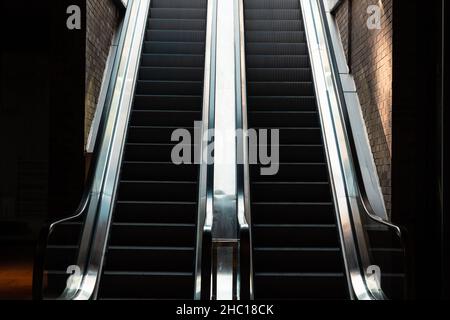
85,0 -> 121,147
334,0 -> 393,214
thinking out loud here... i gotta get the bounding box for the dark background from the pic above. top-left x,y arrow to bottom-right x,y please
392,0 -> 448,299
0,0 -> 86,299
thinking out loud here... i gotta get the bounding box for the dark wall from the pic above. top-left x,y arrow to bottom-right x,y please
442,0 -> 449,300
392,0 -> 448,299
48,0 -> 86,220
0,0 -> 86,233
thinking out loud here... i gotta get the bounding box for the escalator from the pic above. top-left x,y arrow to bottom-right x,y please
34,0 -> 407,301
244,0 -> 350,299
35,0 -> 208,300
96,0 -> 207,300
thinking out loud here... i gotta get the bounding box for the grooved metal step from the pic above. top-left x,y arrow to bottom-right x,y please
246,31 -> 306,43
247,67 -> 311,81
245,20 -> 303,31
114,201 -> 197,224
246,55 -> 310,68
245,9 -> 302,20
99,272 -> 194,300
130,110 -> 201,127
151,0 -> 207,9
248,81 -> 314,96
246,43 -> 308,55
139,67 -> 204,81
121,162 -> 199,181
136,80 -> 203,95
124,143 -> 198,162
133,95 -> 202,110
248,110 -> 318,127
244,0 -> 299,10
146,30 -> 206,42
127,126 -> 195,144
97,0 -> 207,300
150,8 -> 207,20
245,0 -> 348,300
105,247 -> 195,272
251,202 -> 334,224
144,41 -> 205,54
141,54 -> 205,67
148,19 -> 206,30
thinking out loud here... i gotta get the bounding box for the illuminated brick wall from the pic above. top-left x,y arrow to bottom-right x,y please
85,0 -> 120,147
334,0 -> 393,214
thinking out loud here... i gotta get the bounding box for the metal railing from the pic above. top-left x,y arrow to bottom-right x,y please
300,0 -> 406,299
236,0 -> 253,301
33,0 -> 151,300
194,0 -> 217,301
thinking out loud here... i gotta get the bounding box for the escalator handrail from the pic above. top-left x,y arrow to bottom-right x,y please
301,0 -> 405,299
314,0 -> 404,244
195,0 -> 217,300
33,0 -> 150,300
32,6 -> 128,300
236,0 -> 253,300
315,0 -> 407,299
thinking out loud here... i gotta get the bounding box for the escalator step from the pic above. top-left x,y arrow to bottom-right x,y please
246,55 -> 310,68
150,8 -> 206,20
251,202 -> 335,224
248,81 -> 314,96
248,96 -> 316,111
251,181 -> 331,202
248,110 -> 318,127
244,0 -> 299,10
99,272 -> 194,300
246,43 -> 308,55
105,247 -> 195,273
151,0 -> 207,9
125,143 -> 198,162
146,30 -> 206,42
254,248 -> 343,273
134,94 -> 202,110
139,67 -> 204,81
141,54 -> 205,67
252,128 -> 322,145
130,110 -> 201,126
148,19 -> 206,31
254,273 -> 348,300
121,162 -> 198,181
245,9 -> 301,20
247,67 -> 311,81
127,126 -> 195,144
136,80 -> 203,95
245,20 -> 303,31
251,163 -> 328,182
114,201 -> 197,224
273,145 -> 325,162
144,42 -> 205,54
118,181 -> 198,202
109,223 -> 196,247
246,31 -> 306,43
253,225 -> 340,247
